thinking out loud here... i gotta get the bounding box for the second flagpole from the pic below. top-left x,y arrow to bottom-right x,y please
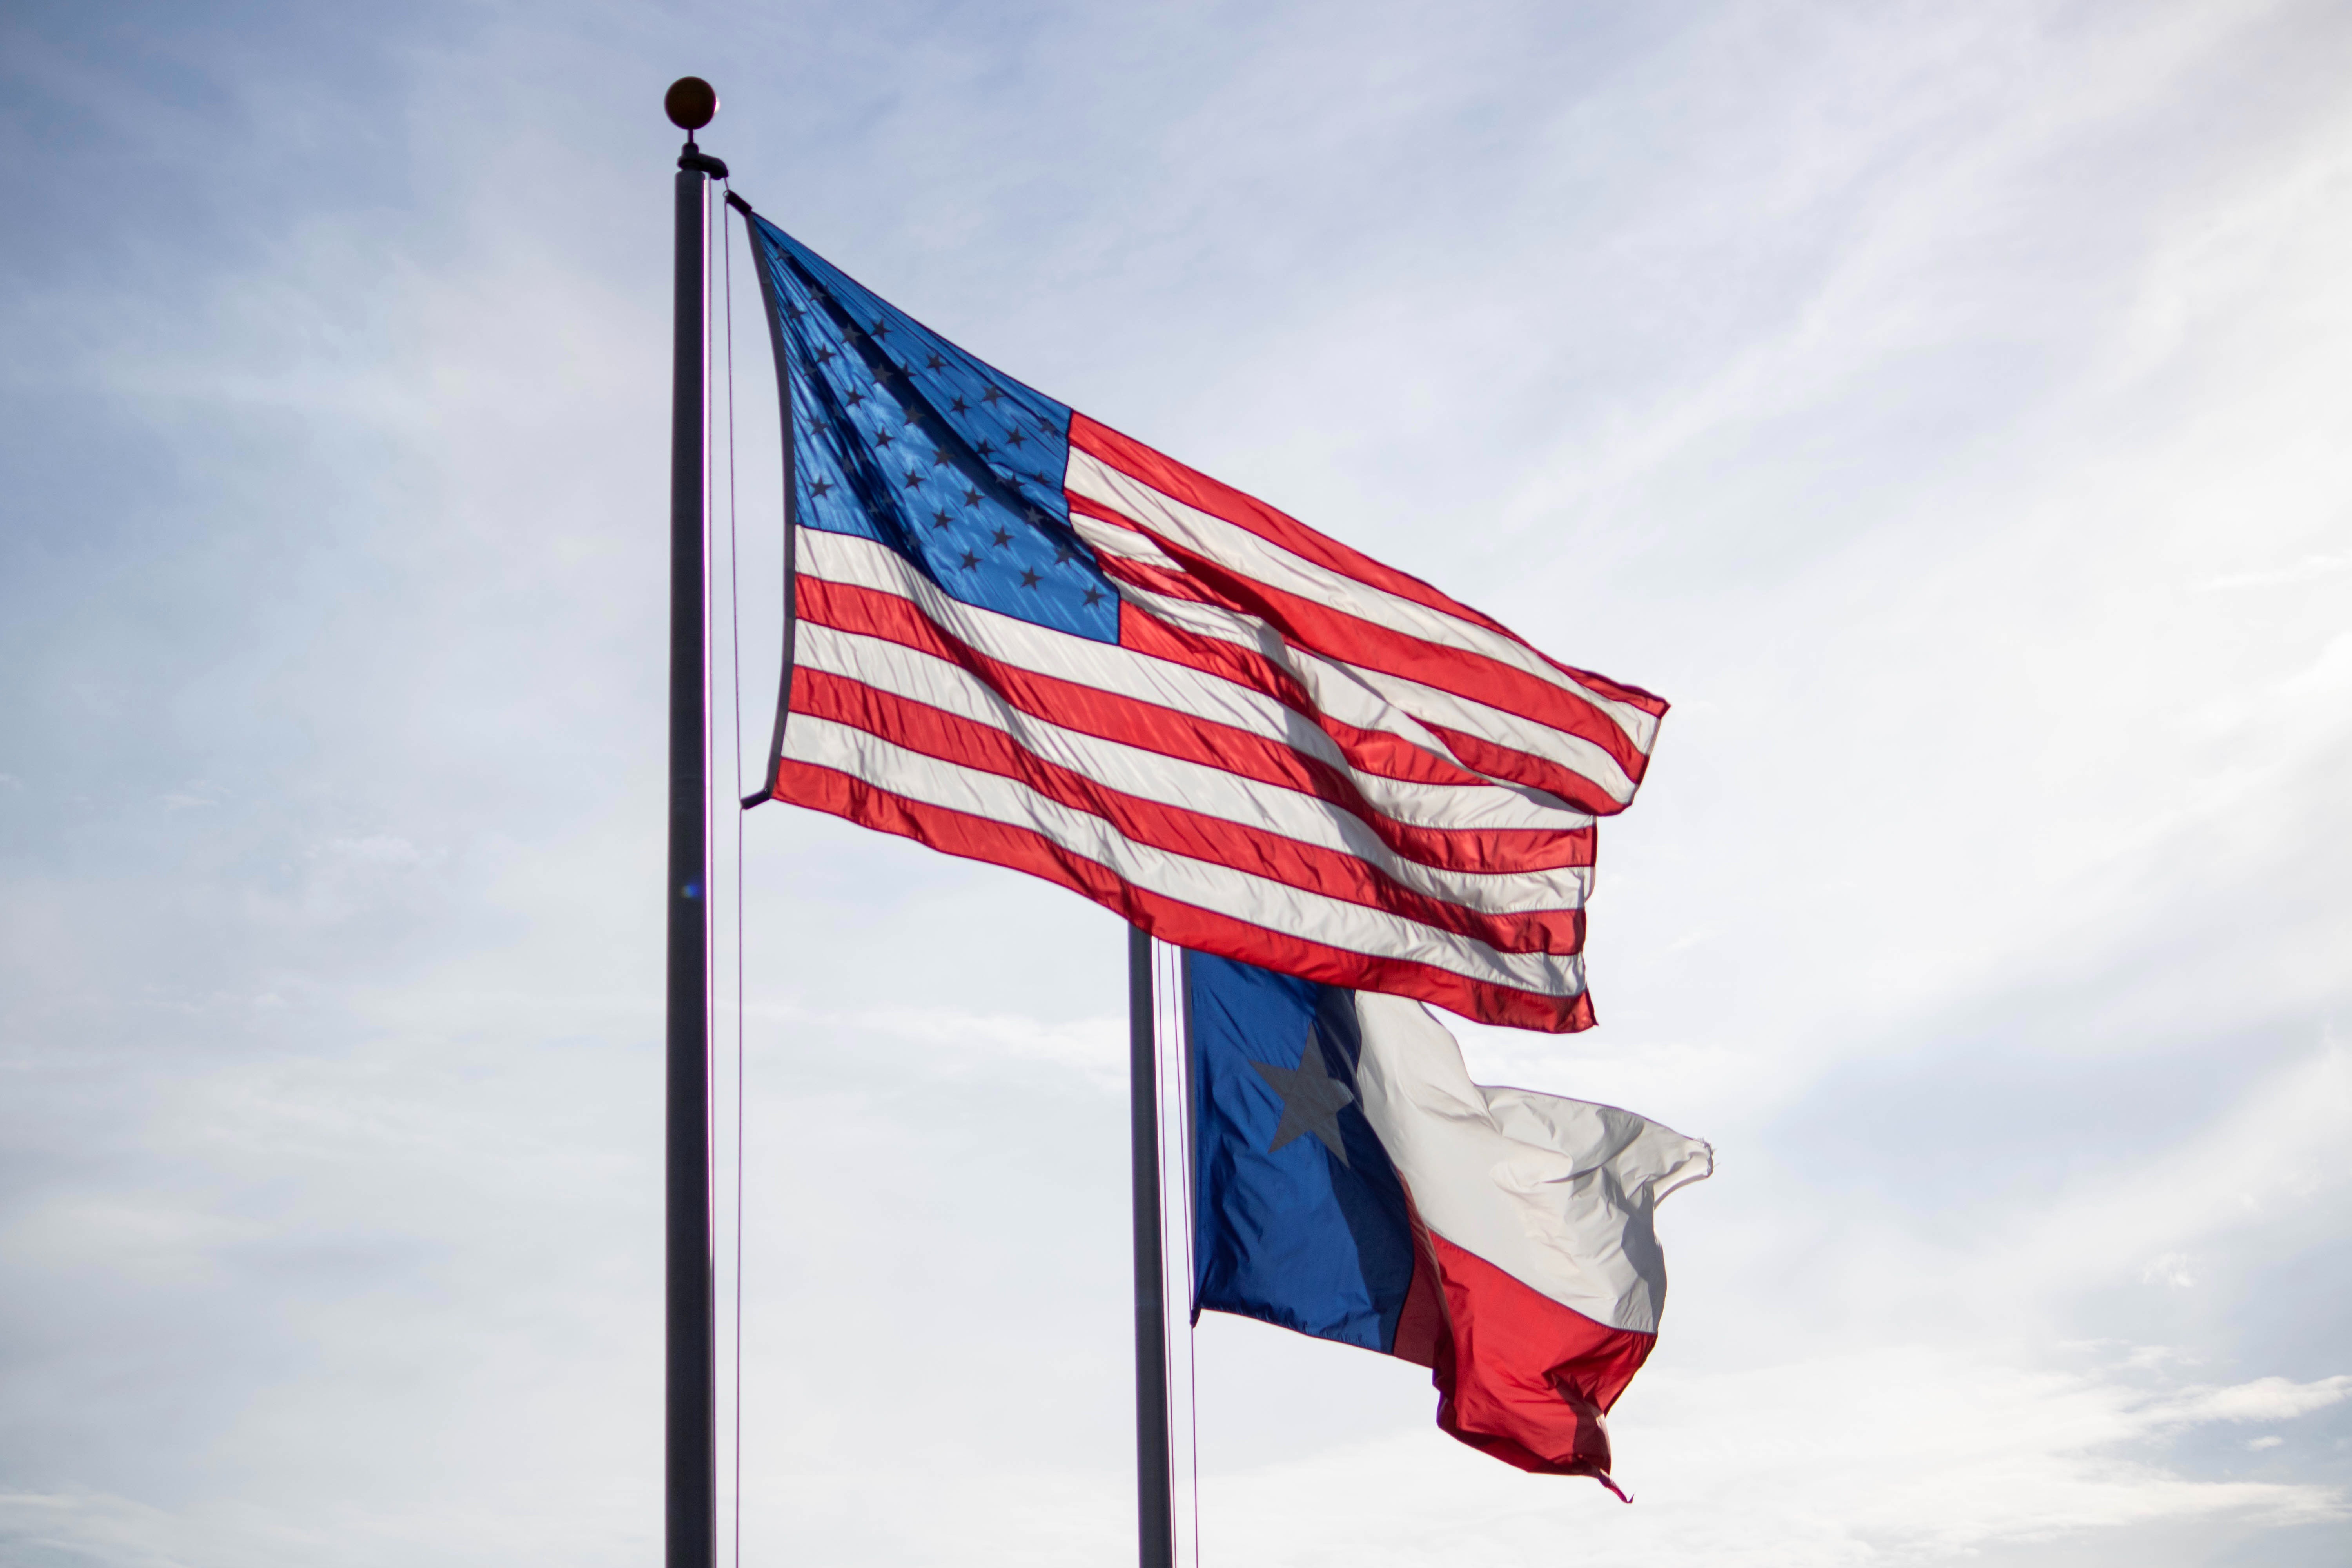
1129,926 -> 1176,1568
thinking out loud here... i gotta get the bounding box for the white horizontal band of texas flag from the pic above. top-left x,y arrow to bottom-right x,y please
735,200 -> 1667,1031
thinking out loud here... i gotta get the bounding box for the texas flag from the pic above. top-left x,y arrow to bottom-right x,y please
1187,951 -> 1711,1495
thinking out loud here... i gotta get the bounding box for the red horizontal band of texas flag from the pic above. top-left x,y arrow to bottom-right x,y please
1401,1228 -> 1653,1489
739,208 -> 1666,1030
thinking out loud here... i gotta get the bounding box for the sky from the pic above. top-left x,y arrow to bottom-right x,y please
2,0 -> 2350,1564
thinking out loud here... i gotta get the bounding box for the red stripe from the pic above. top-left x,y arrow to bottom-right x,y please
1073,419 -> 1536,645
1070,413 -> 1670,721
768,755 -> 1598,1032
1101,586 -> 1310,723
1097,537 -> 1655,795
1103,566 -> 1635,816
799,576 -> 1595,875
1074,541 -> 1626,812
1317,719 -> 1494,791
1074,541 -> 1558,795
793,669 -> 1588,955
1105,591 -> 1606,804
1410,1225 -> 1652,1490
1419,724 -> 1637,821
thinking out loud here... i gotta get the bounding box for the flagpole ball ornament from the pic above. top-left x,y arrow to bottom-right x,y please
665,76 -> 717,132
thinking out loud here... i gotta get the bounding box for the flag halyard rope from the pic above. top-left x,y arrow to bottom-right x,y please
1175,944 -> 1203,1568
720,183 -> 749,1568
1155,938 -> 1177,1560
1154,938 -> 1205,1568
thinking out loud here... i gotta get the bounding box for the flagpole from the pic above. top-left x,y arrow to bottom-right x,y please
1129,925 -> 1176,1568
665,76 -> 728,1568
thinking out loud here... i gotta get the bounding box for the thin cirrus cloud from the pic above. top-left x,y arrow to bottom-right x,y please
1,0 -> 2348,1565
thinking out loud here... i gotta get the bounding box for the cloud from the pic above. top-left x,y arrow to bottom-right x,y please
320,835 -> 424,867
2155,1377 -> 2352,1428
2201,550 -> 2352,592
1183,1353 -> 2349,1568
816,1002 -> 1126,1090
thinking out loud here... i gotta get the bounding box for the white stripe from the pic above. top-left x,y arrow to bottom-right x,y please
780,713 -> 1591,996
797,621 -> 1594,918
1066,450 -> 1663,756
1076,510 -> 1637,805
1343,664 -> 1639,807
1082,562 -> 1475,764
1350,992 -> 1711,1334
1069,509 -> 1179,568
1109,576 -> 1624,814
799,529 -> 1597,837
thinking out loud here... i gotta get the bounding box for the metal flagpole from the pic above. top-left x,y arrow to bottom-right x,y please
665,75 -> 728,1568
1129,925 -> 1176,1568
687,86 -> 1173,1558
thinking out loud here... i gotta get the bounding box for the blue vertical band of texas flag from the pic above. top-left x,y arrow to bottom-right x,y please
730,193 -> 1670,1032
1189,951 -> 1419,1350
1187,950 -> 1712,1492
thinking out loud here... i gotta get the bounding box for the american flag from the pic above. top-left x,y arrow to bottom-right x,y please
739,205 -> 1665,1031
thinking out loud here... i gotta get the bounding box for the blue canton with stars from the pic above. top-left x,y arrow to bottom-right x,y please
746,214 -> 1118,643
